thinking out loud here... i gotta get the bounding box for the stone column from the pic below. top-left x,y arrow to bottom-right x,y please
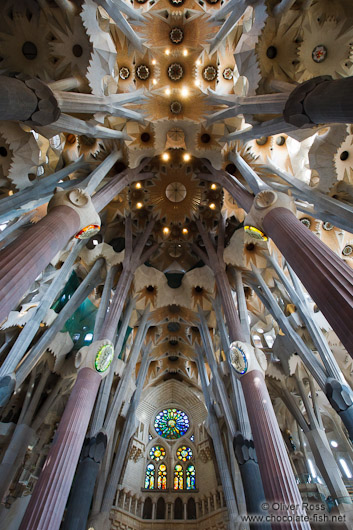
61,433 -> 107,530
245,190 -> 353,358
212,297 -> 269,524
184,501 -> 187,520
230,341 -> 310,530
19,339 -> 114,530
197,359 -> 239,529
284,75 -> 353,127
0,188 -> 100,325
152,501 -> 156,520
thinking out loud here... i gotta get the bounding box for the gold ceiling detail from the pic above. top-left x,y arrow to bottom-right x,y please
149,165 -> 202,224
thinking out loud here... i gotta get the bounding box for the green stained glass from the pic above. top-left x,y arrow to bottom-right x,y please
154,408 -> 190,439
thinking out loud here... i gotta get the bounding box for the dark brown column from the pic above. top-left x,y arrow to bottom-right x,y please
19,368 -> 102,530
0,205 -> 80,325
0,76 -> 60,125
263,207 -> 353,358
284,75 -> 353,127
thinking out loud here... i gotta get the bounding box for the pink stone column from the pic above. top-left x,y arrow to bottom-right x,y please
19,367 -> 101,530
0,205 -> 80,324
241,370 -> 310,530
263,207 -> 353,358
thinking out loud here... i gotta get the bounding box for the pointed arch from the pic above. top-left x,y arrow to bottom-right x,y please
142,497 -> 152,519
174,497 -> 183,519
187,497 -> 196,519
156,497 -> 166,519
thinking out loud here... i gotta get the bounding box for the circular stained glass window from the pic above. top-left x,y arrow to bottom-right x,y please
150,445 -> 166,461
177,446 -> 192,461
154,408 -> 190,439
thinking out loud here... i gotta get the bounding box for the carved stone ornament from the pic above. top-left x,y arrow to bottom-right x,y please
229,341 -> 265,377
75,339 -> 114,377
48,187 -> 101,238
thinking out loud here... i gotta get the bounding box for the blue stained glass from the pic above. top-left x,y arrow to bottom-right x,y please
186,464 -> 196,490
145,463 -> 155,489
154,408 -> 190,439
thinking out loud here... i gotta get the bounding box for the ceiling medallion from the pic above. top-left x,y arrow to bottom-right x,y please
168,63 -> 184,81
170,101 -> 183,114
203,65 -> 217,82
206,0 -> 219,3
169,0 -> 185,5
166,182 -> 187,203
136,64 -> 150,80
223,67 -> 233,80
119,66 -> 130,80
170,27 -> 184,45
312,45 -> 327,63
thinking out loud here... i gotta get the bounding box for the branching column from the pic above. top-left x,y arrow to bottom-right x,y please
244,190 -> 353,358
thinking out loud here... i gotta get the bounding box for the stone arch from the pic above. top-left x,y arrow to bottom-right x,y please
142,497 -> 152,519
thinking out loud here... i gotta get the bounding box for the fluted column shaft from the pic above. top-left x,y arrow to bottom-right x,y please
241,370 -> 310,530
0,205 -> 80,325
263,207 -> 353,357
19,368 -> 101,530
215,270 -> 246,343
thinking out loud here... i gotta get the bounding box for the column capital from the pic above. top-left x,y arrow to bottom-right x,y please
48,187 -> 101,239
244,190 -> 296,240
23,78 -> 61,126
283,75 -> 332,128
326,378 -> 353,413
75,339 -> 115,378
233,432 -> 258,465
229,341 -> 267,377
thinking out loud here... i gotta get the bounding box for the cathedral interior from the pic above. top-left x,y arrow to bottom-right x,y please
1,0 -> 353,529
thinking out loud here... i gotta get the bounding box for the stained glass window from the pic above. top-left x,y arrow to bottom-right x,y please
190,434 -> 194,442
186,464 -> 196,490
157,464 -> 167,489
177,446 -> 192,461
154,408 -> 190,439
174,464 -> 184,490
150,445 -> 166,461
145,463 -> 155,489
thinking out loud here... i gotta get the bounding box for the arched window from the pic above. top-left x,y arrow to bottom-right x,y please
143,497 -> 152,519
187,497 -> 196,519
174,463 -> 184,490
186,464 -> 196,489
145,463 -> 155,489
157,463 -> 167,489
156,497 -> 166,519
174,497 -> 183,519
